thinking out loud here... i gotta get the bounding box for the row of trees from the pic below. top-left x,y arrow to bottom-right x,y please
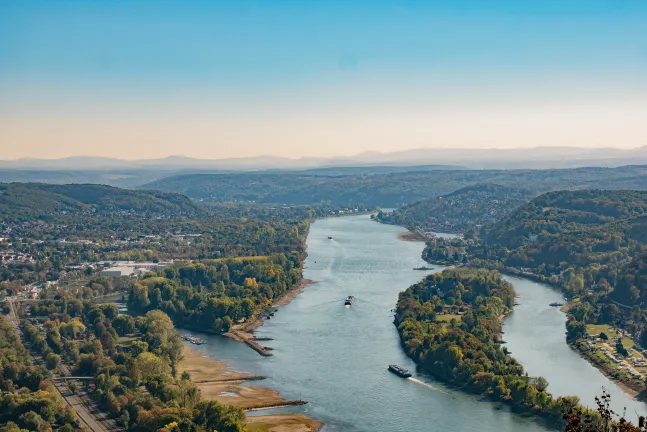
23,294 -> 248,431
0,316 -> 77,431
128,254 -> 301,333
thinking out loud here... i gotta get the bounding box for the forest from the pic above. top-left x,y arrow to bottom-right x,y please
143,165 -> 647,207
19,296 -> 247,431
395,268 -> 591,424
474,190 -> 647,299
127,254 -> 302,333
0,183 -> 206,223
378,183 -> 533,233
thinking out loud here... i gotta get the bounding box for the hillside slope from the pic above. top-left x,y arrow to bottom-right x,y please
141,165 -> 647,207
0,183 -> 205,222
379,183 -> 533,233
481,189 -> 647,296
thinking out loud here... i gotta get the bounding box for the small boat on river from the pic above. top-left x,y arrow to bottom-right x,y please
344,296 -> 355,306
388,364 -> 412,378
181,335 -> 206,345
413,266 -> 432,270
328,236 -> 333,239
549,302 -> 564,307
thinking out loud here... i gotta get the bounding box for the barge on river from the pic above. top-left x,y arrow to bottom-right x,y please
388,364 -> 412,378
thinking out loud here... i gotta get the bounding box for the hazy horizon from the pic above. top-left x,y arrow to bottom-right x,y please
2,0 -> 646,160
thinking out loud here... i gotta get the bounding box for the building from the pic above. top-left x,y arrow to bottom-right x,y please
100,266 -> 136,277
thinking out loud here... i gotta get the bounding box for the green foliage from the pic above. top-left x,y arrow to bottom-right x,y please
0,182 -> 205,223
381,183 -> 533,233
477,189 -> 647,298
128,254 -> 301,333
144,165 -> 647,207
395,268 -> 586,422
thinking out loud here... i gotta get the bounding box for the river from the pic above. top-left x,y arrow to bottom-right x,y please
188,214 -> 620,432
503,275 -> 647,417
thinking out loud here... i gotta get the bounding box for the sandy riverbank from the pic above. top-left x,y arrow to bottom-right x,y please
397,231 -> 426,242
180,345 -> 323,431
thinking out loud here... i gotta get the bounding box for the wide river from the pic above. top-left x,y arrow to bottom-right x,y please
186,214 -> 646,431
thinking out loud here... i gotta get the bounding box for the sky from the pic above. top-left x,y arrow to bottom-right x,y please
1,0 -> 646,160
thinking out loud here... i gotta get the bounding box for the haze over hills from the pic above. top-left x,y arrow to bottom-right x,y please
2,145 -> 647,171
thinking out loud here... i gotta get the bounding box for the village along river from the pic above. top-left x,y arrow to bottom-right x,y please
185,214 -> 646,431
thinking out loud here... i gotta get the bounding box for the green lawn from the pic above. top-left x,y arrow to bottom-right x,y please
586,324 -> 617,339
621,338 -> 634,349
436,314 -> 462,323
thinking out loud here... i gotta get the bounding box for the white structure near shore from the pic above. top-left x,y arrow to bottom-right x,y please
100,261 -> 171,277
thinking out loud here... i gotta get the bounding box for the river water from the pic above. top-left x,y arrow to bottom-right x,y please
503,275 -> 647,417
186,214 -> 645,431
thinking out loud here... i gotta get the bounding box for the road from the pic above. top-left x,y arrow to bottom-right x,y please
4,297 -> 119,432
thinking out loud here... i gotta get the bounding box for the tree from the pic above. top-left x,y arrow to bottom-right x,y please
194,400 -> 246,432
112,315 -> 135,336
533,376 -> 549,392
616,341 -> 629,357
19,412 -> 46,432
132,352 -> 169,382
600,332 -> 609,341
44,352 -> 60,370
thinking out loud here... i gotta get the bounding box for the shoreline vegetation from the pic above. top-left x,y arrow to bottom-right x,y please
405,222 -> 647,408
180,345 -> 323,432
395,268 -> 596,428
467,259 -> 647,402
226,279 -> 316,356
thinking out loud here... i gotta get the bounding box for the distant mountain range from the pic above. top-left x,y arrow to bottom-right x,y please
2,145 -> 647,171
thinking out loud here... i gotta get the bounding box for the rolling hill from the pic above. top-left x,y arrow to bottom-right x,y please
142,165 -> 647,207
0,183 -> 205,223
378,183 -> 533,233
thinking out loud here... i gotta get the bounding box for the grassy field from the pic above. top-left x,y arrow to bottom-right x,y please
436,314 -> 462,323
621,337 -> 635,349
586,324 -> 617,339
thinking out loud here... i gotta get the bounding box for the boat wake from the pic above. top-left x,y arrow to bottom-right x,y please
407,377 -> 454,397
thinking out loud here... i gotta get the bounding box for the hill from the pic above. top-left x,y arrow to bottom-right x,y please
610,253 -> 647,307
378,184 -> 533,233
142,165 -> 647,207
0,183 -> 205,223
481,190 -> 647,295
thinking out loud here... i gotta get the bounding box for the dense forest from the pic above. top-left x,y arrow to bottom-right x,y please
21,296 -> 247,431
143,165 -> 647,207
0,183 -> 206,222
0,315 -> 79,431
395,268 -> 589,424
476,190 -> 647,299
128,254 -> 302,333
378,183 -> 533,233
612,253 -> 647,306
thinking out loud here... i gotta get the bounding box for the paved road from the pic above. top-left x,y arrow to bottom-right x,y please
4,298 -> 119,432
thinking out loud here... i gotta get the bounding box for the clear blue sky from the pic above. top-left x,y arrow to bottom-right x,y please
1,0 -> 646,159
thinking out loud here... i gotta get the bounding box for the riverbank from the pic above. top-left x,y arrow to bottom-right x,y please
464,258 -> 647,405
568,339 -> 646,401
397,231 -> 426,242
226,278 -> 316,355
180,345 -> 323,431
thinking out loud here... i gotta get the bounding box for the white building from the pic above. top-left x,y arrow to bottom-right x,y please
101,266 -> 136,277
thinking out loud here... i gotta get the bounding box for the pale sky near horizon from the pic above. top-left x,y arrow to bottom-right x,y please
1,0 -> 647,160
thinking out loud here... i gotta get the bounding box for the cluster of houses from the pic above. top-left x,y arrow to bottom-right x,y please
587,336 -> 645,379
0,252 -> 35,265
